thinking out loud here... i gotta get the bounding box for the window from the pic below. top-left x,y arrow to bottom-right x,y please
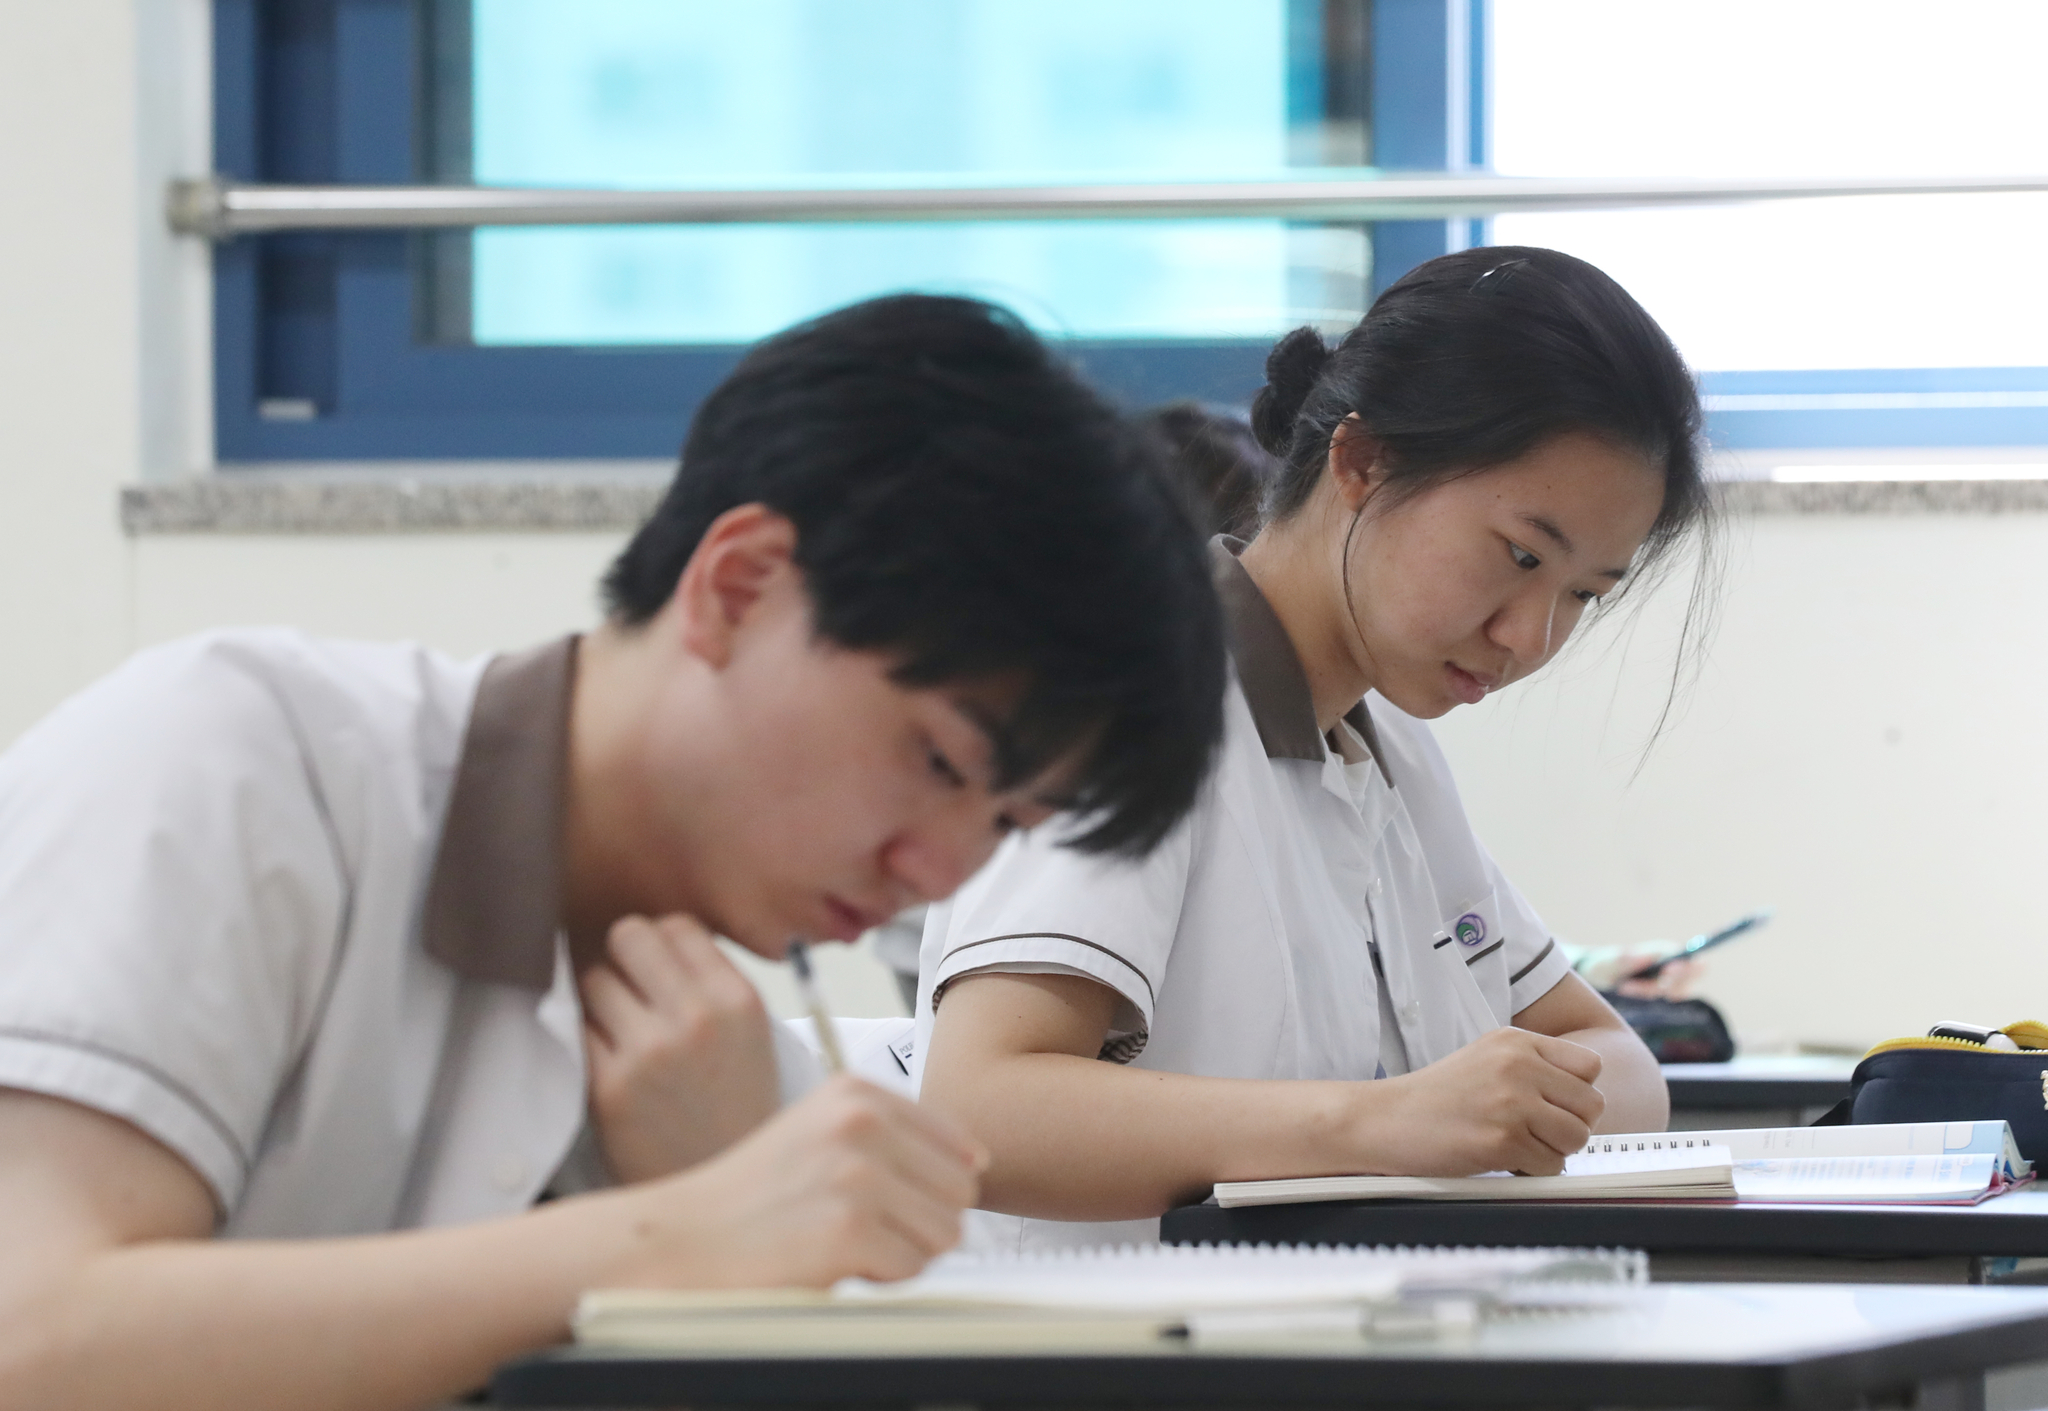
219,1 -> 2045,461
1489,0 -> 2048,450
220,0 -> 1490,460
460,1 -> 1300,345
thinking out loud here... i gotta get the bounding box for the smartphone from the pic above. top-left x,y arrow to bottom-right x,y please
1628,909 -> 1773,982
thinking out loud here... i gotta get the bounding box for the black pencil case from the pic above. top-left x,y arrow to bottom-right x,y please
1601,993 -> 1736,1064
1813,1022 -> 2048,1163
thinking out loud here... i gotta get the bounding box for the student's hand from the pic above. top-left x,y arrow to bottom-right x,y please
609,1075 -> 989,1288
1354,1028 -> 1605,1177
1614,956 -> 1701,1000
580,913 -> 782,1184
1577,941 -> 1701,999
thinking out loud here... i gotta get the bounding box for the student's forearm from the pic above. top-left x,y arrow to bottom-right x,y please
0,1078 -> 984,1411
923,1052 -> 1359,1221
923,973 -> 1609,1222
2,1186 -> 668,1411
923,1038 -> 1607,1221
1557,1023 -> 1669,1133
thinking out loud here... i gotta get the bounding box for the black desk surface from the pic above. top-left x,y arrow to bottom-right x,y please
493,1284 -> 2048,1409
1662,1056 -> 1859,1110
1163,1190 -> 2048,1259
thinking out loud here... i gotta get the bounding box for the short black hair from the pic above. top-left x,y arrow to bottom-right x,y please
604,294 -> 1225,857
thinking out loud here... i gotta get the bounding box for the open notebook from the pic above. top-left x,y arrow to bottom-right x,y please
1214,1119 -> 2033,1209
574,1243 -> 1646,1355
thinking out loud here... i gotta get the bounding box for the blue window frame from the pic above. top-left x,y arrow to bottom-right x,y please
224,0 -> 2030,461
220,0 -> 814,460
1366,0 -> 1488,290
215,0 -> 1492,462
1697,370 -> 2048,451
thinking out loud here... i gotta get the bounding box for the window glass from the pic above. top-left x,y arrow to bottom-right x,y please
465,0 -> 1355,345
1489,0 -> 2048,372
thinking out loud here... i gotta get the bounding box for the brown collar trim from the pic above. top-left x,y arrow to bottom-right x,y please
1339,699 -> 1395,789
1209,538 -> 1391,785
421,635 -> 578,990
1210,538 -> 1325,762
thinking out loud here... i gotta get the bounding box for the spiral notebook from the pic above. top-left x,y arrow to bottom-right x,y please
574,1242 -> 1646,1355
1214,1119 -> 2032,1209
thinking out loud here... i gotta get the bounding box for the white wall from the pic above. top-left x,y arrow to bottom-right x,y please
0,0 -> 147,748
1434,509 -> 2048,1051
133,533 -> 621,653
3,1 -> 2042,1047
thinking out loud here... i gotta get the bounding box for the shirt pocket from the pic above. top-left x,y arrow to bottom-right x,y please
1448,891 -> 1536,1027
1407,889 -> 1514,1065
1445,897 -> 1506,971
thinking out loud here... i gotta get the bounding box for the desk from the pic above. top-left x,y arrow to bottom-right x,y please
493,1284 -> 2048,1410
1664,1055 -> 1859,1129
1164,1189 -> 2048,1285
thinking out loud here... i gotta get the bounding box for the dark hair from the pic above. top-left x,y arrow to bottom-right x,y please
1140,402 -> 1280,541
604,294 -> 1225,856
1252,246 -> 1706,549
1249,246 -> 1719,739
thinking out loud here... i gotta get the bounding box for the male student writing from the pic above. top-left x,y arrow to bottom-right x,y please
0,295 -> 1226,1411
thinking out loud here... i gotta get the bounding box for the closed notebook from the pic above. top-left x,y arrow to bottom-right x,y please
574,1243 -> 1646,1356
1214,1119 -> 2034,1209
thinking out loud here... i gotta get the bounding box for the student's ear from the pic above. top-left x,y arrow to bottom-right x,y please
671,504 -> 801,669
1326,416 -> 1390,514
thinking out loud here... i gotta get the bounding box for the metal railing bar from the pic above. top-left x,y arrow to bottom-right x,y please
166,172 -> 2048,240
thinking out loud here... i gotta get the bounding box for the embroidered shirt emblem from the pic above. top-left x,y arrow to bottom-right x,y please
1455,913 -> 1487,947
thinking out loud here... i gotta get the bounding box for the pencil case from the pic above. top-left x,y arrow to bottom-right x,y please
1813,1022 -> 2048,1162
1600,993 -> 1736,1064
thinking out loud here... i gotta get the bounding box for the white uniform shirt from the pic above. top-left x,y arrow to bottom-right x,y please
0,631 -> 591,1234
913,541 -> 1571,1251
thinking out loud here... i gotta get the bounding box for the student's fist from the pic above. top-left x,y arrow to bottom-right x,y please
1354,1027 -> 1605,1177
612,1076 -> 989,1288
580,914 -> 781,1183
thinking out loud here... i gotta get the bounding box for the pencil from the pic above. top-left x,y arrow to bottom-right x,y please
787,939 -> 847,1075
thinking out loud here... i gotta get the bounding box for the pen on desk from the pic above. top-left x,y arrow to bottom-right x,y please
787,939 -> 847,1075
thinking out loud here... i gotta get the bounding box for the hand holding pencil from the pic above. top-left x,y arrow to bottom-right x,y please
787,939 -> 848,1075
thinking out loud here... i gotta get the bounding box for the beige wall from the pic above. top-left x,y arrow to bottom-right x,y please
4,1 -> 2042,1045
132,533 -> 622,654
0,0 -> 147,748
1435,510 -> 2048,1051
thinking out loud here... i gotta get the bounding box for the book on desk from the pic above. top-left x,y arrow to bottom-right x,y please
572,1243 -> 1646,1355
1214,1120 -> 2031,1210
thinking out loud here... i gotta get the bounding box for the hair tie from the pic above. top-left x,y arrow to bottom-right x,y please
1470,259 -> 1530,295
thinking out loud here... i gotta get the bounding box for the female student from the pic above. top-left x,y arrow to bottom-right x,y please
914,247 -> 1715,1250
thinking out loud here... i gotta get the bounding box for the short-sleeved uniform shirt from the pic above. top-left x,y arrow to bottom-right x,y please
913,540 -> 1572,1251
0,630 -> 594,1234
